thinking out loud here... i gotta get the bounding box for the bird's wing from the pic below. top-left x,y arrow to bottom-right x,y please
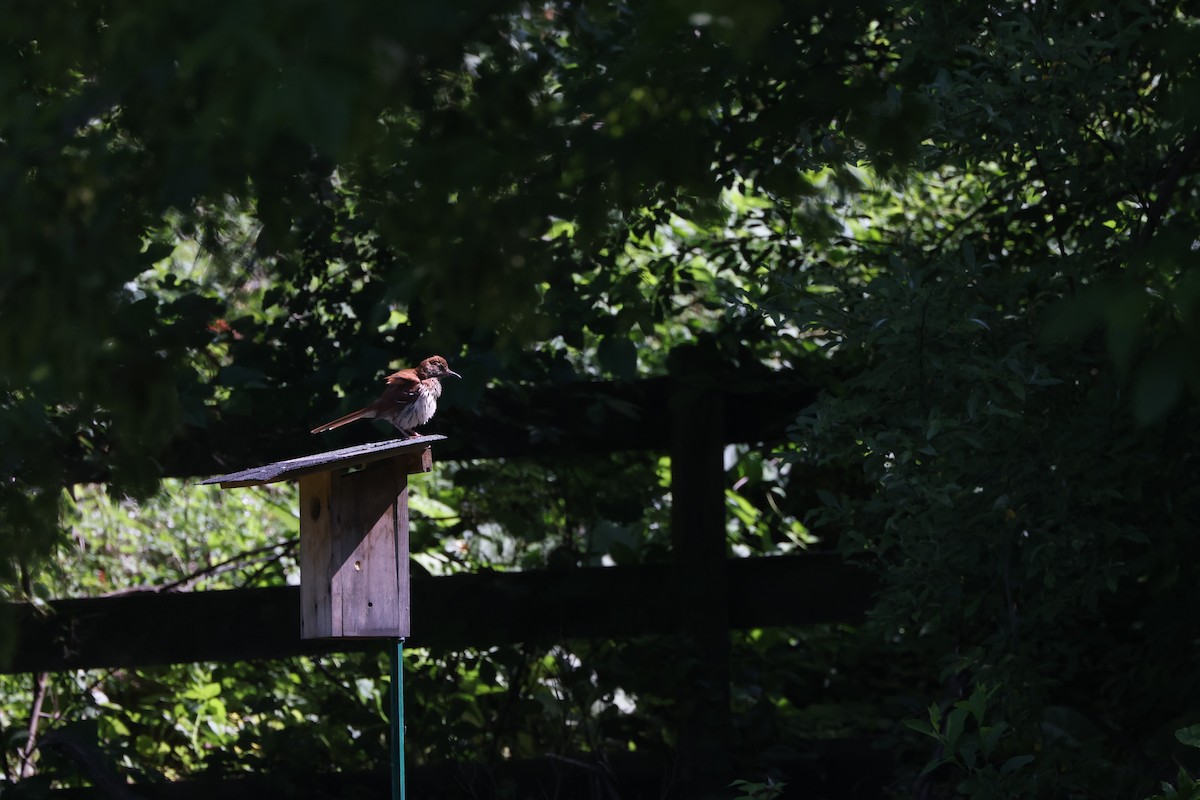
378,369 -> 421,405
311,369 -> 421,434
384,368 -> 420,388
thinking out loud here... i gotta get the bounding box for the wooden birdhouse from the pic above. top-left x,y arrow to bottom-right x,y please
201,435 -> 443,639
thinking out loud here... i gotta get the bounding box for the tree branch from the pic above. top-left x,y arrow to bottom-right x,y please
16,671 -> 50,780
99,538 -> 298,597
1136,129 -> 1200,249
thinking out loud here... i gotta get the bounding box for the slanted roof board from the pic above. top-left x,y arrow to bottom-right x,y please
200,435 -> 445,489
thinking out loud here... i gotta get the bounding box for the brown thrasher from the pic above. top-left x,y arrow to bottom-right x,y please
310,355 -> 461,437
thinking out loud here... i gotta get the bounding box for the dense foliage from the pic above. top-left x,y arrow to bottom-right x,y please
3,0 -> 1200,797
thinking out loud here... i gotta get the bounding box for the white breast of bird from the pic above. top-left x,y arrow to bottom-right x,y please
394,386 -> 439,429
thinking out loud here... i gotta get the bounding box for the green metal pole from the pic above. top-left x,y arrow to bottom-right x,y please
390,638 -> 405,800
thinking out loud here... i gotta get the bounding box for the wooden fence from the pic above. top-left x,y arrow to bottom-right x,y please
2,364 -> 882,797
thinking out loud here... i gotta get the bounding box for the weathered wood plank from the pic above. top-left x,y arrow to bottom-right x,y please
299,460 -> 413,639
298,472 -> 334,639
0,556 -> 876,673
331,461 -> 409,637
395,463 -> 412,637
199,436 -> 441,488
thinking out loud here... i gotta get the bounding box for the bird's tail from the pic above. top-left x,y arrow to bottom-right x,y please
310,407 -> 375,434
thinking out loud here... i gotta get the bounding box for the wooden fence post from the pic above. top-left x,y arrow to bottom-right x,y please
669,343 -> 733,795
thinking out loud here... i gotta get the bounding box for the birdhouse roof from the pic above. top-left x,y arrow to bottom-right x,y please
200,435 -> 445,489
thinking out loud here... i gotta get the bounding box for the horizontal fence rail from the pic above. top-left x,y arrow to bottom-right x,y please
1,555 -> 874,673
111,368 -> 828,483
34,745 -> 893,800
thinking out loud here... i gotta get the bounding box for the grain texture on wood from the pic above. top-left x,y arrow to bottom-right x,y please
331,460 -> 410,637
299,472 -> 334,639
298,460 -> 412,639
199,436 -> 441,488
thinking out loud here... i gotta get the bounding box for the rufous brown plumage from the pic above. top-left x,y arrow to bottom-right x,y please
311,355 -> 460,437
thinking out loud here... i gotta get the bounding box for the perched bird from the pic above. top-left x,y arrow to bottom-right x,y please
311,355 -> 461,438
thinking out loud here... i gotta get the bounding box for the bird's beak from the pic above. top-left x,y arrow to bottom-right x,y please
447,370 -> 462,379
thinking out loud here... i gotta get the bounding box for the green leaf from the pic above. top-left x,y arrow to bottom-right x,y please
944,707 -> 969,751
1000,754 -> 1035,773
928,702 -> 943,731
981,721 -> 1008,757
904,718 -> 937,738
1176,724 -> 1200,749
964,684 -> 988,726
183,682 -> 222,701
